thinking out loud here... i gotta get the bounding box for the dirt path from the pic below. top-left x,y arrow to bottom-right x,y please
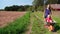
24,13 -> 34,34
0,11 -> 26,27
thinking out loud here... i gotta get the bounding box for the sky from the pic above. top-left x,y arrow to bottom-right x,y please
0,0 -> 33,9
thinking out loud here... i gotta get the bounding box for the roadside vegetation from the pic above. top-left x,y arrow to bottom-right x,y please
33,12 -> 60,34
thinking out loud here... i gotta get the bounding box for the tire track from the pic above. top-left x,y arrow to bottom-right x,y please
24,13 -> 34,34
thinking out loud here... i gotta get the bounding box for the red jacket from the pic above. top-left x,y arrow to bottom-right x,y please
46,17 -> 53,23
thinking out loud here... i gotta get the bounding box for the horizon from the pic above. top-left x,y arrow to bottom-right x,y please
0,0 -> 33,9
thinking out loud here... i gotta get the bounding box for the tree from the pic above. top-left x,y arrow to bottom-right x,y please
4,5 -> 32,11
32,0 -> 58,11
18,5 -> 25,11
57,0 -> 60,4
32,0 -> 44,11
4,5 -> 20,11
46,0 -> 58,4
24,5 -> 32,11
33,0 -> 58,6
33,0 -> 43,6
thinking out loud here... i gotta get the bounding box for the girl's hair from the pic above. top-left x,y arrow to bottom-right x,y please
47,15 -> 51,18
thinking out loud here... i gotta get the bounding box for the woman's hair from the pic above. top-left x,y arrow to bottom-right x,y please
47,4 -> 51,11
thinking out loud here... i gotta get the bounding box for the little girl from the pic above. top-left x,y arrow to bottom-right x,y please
46,15 -> 53,23
45,15 -> 54,31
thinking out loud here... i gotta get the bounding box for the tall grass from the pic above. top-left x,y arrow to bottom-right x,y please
52,16 -> 60,33
0,12 -> 30,34
34,12 -> 60,34
31,12 -> 53,34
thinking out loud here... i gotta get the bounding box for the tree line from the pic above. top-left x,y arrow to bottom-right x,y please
32,0 -> 60,11
33,0 -> 60,6
4,5 -> 32,11
0,0 -> 60,11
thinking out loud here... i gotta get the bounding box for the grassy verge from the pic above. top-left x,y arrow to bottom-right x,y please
52,16 -> 60,34
31,12 -> 52,34
34,12 -> 60,34
0,12 -> 30,34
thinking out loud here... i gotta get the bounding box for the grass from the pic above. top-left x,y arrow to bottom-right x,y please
0,11 -> 60,34
52,16 -> 60,34
33,12 -> 60,34
31,12 -> 52,34
0,12 -> 30,34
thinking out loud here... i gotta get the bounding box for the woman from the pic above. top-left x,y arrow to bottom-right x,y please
44,4 -> 52,25
44,4 -> 52,18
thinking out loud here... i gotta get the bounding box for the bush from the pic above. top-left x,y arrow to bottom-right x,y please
37,6 -> 44,11
27,7 -> 33,11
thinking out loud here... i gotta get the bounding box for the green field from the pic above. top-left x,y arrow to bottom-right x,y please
31,12 -> 52,34
0,12 -> 30,34
31,12 -> 60,34
0,11 -> 60,34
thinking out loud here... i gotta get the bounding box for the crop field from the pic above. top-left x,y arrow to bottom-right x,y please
0,11 -> 30,34
0,11 -> 26,27
0,11 -> 60,34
